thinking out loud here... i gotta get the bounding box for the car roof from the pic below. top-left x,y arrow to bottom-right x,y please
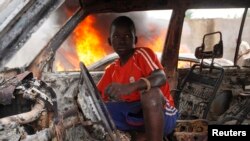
1,0 -> 246,72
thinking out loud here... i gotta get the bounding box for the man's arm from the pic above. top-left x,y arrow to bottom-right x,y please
105,69 -> 166,97
132,69 -> 166,91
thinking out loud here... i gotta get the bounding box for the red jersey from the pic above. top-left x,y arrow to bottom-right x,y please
97,47 -> 174,106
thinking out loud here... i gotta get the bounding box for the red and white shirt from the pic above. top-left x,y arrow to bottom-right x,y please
97,47 -> 174,106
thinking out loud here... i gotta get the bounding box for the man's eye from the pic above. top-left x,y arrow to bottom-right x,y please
113,35 -> 119,39
125,34 -> 131,38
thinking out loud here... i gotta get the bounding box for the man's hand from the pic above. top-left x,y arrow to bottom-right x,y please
105,83 -> 135,101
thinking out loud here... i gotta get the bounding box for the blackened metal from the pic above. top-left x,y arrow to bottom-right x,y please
16,71 -> 33,82
79,62 -> 117,140
79,0 -> 250,14
0,71 -> 32,105
0,0 -> 57,69
218,97 -> 250,124
49,9 -> 87,53
177,64 -> 224,119
79,0 -> 85,8
234,8 -> 248,65
39,80 -> 59,123
62,106 -> 79,119
0,85 -> 16,105
189,0 -> 250,9
0,0 -> 35,39
28,8 -> 87,78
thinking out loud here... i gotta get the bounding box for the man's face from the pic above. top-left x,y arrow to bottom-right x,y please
109,25 -> 136,56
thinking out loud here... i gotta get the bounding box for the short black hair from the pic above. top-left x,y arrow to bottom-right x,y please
110,16 -> 136,34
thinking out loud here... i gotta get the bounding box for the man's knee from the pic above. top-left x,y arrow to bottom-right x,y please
140,88 -> 163,110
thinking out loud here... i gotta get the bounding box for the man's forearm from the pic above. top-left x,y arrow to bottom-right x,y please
130,69 -> 166,92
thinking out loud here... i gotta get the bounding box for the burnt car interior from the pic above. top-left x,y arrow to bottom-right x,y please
176,32 -> 225,120
0,0 -> 250,141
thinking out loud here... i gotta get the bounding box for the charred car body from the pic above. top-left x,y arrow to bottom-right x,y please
0,0 -> 250,141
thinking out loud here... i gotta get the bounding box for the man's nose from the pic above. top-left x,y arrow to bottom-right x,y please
118,36 -> 127,43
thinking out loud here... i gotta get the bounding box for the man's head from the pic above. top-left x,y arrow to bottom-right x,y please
108,16 -> 137,57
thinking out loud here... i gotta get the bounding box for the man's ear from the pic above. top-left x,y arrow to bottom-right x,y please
134,36 -> 138,44
108,37 -> 111,46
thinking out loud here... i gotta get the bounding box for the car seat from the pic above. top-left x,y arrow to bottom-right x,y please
173,32 -> 225,141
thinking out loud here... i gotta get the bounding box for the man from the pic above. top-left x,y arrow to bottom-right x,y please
237,41 -> 250,67
97,16 -> 178,141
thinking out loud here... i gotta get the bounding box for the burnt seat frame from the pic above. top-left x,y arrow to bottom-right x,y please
175,31 -> 225,120
176,64 -> 224,119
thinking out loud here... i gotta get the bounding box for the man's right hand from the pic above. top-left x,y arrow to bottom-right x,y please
104,83 -> 135,101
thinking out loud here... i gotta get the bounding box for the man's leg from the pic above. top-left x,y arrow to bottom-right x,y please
140,88 -> 164,141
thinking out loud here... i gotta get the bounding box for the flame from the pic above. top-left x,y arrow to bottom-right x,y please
56,61 -> 64,72
55,15 -> 192,71
178,45 -> 193,68
73,16 -> 107,67
142,36 -> 164,52
138,23 -> 166,52
178,61 -> 191,68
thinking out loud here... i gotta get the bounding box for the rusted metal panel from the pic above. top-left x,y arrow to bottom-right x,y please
174,132 -> 208,141
175,119 -> 208,132
174,119 -> 208,141
161,7 -> 186,90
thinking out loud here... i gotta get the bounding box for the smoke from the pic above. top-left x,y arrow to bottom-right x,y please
55,10 -> 171,71
3,0 -> 170,71
90,12 -> 169,53
5,1 -> 78,69
86,11 -> 169,51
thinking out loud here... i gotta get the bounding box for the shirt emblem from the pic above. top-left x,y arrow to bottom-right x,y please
129,76 -> 135,83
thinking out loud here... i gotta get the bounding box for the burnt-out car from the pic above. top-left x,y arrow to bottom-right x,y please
86,52 -> 233,86
0,0 -> 250,141
88,52 -> 233,71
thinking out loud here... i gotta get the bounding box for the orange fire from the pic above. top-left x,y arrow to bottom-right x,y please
73,15 -> 107,67
55,15 -> 191,71
56,61 -> 64,72
178,44 -> 192,68
140,32 -> 166,52
55,15 -> 108,71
